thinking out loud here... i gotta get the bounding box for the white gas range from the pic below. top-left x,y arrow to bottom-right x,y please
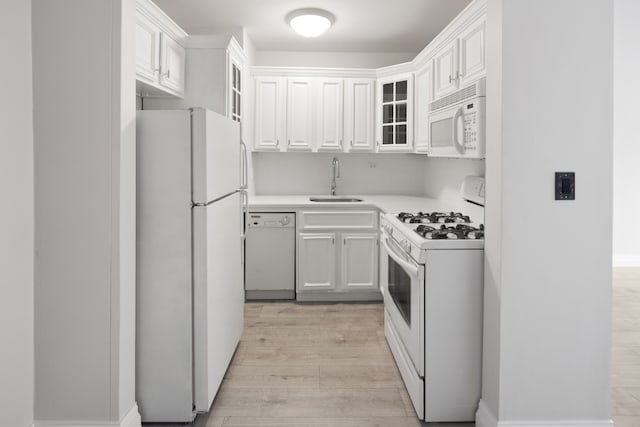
380,176 -> 485,422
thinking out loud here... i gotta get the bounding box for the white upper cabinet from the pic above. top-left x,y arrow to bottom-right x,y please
135,14 -> 160,83
286,78 -> 314,151
254,76 -> 286,151
433,40 -> 458,99
377,74 -> 413,152
414,63 -> 432,153
316,78 -> 344,151
458,17 -> 486,88
135,0 -> 186,98
158,34 -> 185,94
432,15 -> 486,100
345,79 -> 375,152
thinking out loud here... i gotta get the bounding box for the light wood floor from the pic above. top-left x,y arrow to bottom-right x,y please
612,268 -> 640,427
193,302 -> 429,427
149,268 -> 640,426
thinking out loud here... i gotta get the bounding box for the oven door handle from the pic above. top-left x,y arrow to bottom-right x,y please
381,235 -> 420,276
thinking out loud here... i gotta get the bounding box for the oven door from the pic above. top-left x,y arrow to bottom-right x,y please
380,230 -> 424,377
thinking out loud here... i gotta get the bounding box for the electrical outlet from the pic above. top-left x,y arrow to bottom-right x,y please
368,162 -> 377,168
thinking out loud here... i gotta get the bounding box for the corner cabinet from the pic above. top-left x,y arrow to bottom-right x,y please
376,74 -> 414,152
135,0 -> 186,98
296,210 -> 380,302
414,63 -> 432,153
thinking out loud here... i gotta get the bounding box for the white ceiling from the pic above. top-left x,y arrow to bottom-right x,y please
152,0 -> 472,53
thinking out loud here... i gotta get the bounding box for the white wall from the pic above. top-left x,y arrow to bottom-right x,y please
0,1 -> 34,427
423,157 -> 485,220
254,50 -> 416,68
613,0 -> 640,266
253,152 -> 426,196
479,0 -> 613,425
32,0 -> 139,424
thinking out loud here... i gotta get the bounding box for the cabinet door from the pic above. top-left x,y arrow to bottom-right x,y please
414,64 -> 432,153
159,33 -> 185,96
340,233 -> 378,290
377,75 -> 413,152
433,39 -> 458,99
135,14 -> 160,83
286,78 -> 314,151
254,77 -> 285,151
316,78 -> 344,151
298,233 -> 336,291
345,79 -> 374,152
458,17 -> 486,87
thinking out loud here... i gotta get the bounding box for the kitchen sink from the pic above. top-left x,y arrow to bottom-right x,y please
309,197 -> 363,203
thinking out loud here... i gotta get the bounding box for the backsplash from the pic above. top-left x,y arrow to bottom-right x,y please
423,157 -> 485,222
252,152 -> 427,196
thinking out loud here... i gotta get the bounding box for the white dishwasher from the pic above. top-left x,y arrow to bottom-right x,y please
245,212 -> 296,300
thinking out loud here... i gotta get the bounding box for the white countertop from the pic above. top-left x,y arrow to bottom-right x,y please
248,194 -> 450,214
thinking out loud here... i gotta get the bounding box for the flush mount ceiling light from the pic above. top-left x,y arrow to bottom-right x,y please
286,8 -> 335,38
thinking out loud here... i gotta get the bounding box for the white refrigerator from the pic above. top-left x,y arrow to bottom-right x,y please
136,108 -> 247,422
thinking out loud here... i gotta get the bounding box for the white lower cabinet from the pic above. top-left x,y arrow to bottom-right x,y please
298,233 -> 336,291
341,233 -> 378,290
297,210 -> 380,301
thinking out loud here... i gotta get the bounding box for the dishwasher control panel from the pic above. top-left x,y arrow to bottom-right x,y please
247,212 -> 296,228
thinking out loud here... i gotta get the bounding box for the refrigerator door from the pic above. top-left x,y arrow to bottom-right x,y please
192,109 -> 241,204
192,191 -> 244,412
136,110 -> 194,422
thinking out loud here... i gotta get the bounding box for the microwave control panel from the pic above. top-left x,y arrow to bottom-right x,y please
462,102 -> 479,150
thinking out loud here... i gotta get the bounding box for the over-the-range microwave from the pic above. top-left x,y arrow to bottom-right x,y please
428,77 -> 485,159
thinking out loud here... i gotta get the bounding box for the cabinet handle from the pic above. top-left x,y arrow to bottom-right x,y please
350,140 -> 353,147
332,237 -> 335,245
163,69 -> 171,79
343,238 -> 346,245
276,139 -> 280,147
456,71 -> 463,80
288,139 -> 291,146
376,140 -> 380,147
448,74 -> 452,84
340,139 -> 343,147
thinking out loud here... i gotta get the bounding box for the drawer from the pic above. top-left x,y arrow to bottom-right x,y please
299,210 -> 377,230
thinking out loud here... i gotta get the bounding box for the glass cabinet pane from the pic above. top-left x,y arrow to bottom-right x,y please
383,104 -> 394,124
382,125 -> 394,145
396,125 -> 407,145
236,68 -> 241,92
396,80 -> 407,101
383,83 -> 394,103
396,103 -> 406,123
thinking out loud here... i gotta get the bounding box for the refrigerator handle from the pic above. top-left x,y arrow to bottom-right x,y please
240,140 -> 248,190
240,189 -> 248,265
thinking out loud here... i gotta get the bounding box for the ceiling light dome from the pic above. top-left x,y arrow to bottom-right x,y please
287,8 -> 335,38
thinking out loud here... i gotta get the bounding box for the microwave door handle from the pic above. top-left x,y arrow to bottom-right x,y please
381,236 -> 419,276
452,106 -> 464,155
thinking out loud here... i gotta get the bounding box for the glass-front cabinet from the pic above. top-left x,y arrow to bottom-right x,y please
230,63 -> 242,123
377,74 -> 413,152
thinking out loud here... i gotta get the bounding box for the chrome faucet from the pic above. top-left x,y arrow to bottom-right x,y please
331,156 -> 340,196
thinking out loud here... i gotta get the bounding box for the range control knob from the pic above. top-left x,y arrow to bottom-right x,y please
281,216 -> 290,226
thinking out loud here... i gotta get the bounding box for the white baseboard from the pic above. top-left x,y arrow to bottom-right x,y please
613,254 -> 640,267
476,400 -> 613,427
119,404 -> 141,427
35,403 -> 141,427
476,399 -> 498,427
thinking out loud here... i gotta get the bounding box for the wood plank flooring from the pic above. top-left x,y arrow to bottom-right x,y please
147,267 -> 640,426
612,267 -> 640,427
194,302 -> 425,427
